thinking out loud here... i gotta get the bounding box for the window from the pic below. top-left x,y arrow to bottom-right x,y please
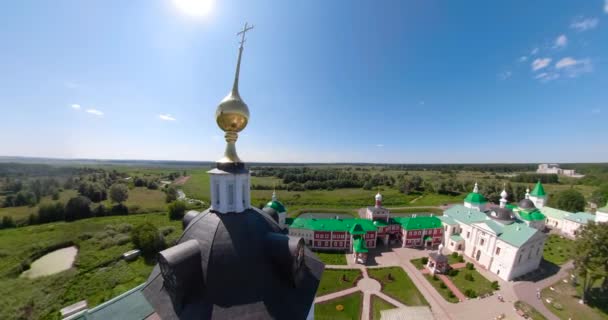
228,184 -> 234,205
242,184 -> 246,205
467,231 -> 470,239
495,247 -> 501,255
518,254 -> 522,264
480,239 -> 485,246
215,183 -> 220,205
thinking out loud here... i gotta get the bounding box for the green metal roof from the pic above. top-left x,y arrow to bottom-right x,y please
444,205 -> 488,225
284,217 -> 294,225
464,192 -> 488,204
517,209 -> 546,221
482,220 -> 505,234
450,234 -> 464,242
498,223 -> 539,247
67,283 -> 153,320
265,200 -> 286,213
353,237 -> 368,253
564,212 -> 596,224
423,235 -> 432,241
530,181 -> 546,197
289,217 -> 377,233
437,215 -> 457,225
350,223 -> 366,235
373,220 -> 389,227
540,206 -> 570,220
392,216 -> 442,230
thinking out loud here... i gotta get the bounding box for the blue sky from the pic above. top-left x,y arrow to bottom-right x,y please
0,0 -> 606,163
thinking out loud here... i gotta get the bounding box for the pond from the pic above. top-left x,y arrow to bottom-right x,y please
297,213 -> 354,219
21,246 -> 78,279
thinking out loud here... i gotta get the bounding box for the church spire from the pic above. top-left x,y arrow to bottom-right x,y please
231,22 -> 254,96
473,182 -> 479,193
500,184 -> 508,208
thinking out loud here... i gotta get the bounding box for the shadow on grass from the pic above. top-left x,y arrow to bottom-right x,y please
514,259 -> 561,282
586,287 -> 608,315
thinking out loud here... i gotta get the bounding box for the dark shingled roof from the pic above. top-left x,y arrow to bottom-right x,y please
262,206 -> 279,224
142,207 -> 324,320
518,199 -> 536,210
488,207 -> 515,224
428,252 -> 447,263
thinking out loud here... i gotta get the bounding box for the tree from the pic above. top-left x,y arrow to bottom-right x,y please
165,186 -> 178,203
38,202 -> 65,223
168,201 -> 187,220
1,216 -> 16,229
573,221 -> 608,303
552,189 -> 586,212
65,196 -> 92,221
131,223 -> 165,257
109,184 -> 129,204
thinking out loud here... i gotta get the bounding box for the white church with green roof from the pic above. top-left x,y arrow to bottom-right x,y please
438,183 -> 547,281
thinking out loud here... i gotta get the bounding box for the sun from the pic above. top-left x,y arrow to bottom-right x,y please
173,0 -> 214,17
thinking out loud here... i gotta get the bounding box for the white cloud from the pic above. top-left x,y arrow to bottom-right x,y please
71,104 -> 81,110
570,17 -> 599,31
158,114 -> 176,121
555,57 -> 593,77
376,144 -> 384,148
519,56 -> 528,62
531,58 -> 551,71
498,71 -> 512,80
554,35 -> 567,48
535,72 -> 560,82
86,109 -> 104,116
555,57 -> 578,69
531,48 -> 539,55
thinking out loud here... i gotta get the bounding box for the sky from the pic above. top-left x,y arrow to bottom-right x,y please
0,0 -> 607,163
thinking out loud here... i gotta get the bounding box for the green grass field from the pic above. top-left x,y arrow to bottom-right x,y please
315,292 -> 362,320
371,294 -> 396,320
316,269 -> 362,296
367,267 -> 428,306
543,234 -> 575,266
424,274 -> 459,303
0,189 -> 78,224
102,187 -> 168,214
0,213 -> 181,320
448,268 -> 496,297
314,252 -> 347,265
542,277 -> 608,320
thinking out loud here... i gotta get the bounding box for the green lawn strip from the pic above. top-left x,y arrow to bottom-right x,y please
315,291 -> 363,320
315,252 -> 347,265
410,258 -> 426,270
424,274 -> 459,303
514,300 -> 548,320
542,234 -> 575,266
371,294 -> 397,320
367,267 -> 428,306
448,268 -> 495,297
316,269 -> 362,296
541,278 -> 608,320
0,213 -> 182,320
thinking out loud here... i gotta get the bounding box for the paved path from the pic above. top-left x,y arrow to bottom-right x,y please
513,261 -> 574,320
314,287 -> 360,303
437,274 -> 467,302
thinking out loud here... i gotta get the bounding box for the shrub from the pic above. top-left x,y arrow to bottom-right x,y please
457,255 -> 464,263
168,201 -> 187,220
160,226 -> 175,236
1,216 -> 16,229
117,223 -> 133,233
111,204 -> 128,215
115,234 -> 131,246
464,273 -> 474,281
552,302 -> 563,310
93,204 -> 107,217
131,223 -> 165,257
466,262 -> 474,270
464,289 -> 477,298
448,269 -> 459,277
491,281 -> 500,290
451,252 -> 458,258
448,291 -> 456,298
78,232 -> 94,240
432,274 -> 438,281
439,282 -> 447,289
421,257 -> 429,265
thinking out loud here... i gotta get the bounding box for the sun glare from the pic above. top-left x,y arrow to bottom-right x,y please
173,0 -> 213,17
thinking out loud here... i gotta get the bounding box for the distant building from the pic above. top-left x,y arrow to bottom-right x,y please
542,206 -> 598,238
438,184 -> 547,281
536,164 -> 584,178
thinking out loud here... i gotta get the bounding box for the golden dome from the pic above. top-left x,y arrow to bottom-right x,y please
215,90 -> 249,133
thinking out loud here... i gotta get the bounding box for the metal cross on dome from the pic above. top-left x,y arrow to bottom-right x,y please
237,22 -> 254,48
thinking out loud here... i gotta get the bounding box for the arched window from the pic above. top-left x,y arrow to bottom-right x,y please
228,184 -> 234,205
215,183 -> 220,205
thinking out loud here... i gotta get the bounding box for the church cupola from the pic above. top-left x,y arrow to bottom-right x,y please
375,192 -> 383,208
500,185 -> 508,208
528,180 -> 547,209
464,182 -> 488,211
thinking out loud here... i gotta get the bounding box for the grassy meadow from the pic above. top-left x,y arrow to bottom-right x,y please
0,213 -> 181,320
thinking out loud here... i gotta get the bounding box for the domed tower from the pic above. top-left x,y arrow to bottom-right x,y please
528,181 -> 547,209
375,191 -> 383,208
263,190 -> 287,228
464,182 -> 488,211
142,23 -> 324,320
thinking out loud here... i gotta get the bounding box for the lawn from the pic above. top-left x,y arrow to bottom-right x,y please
315,292 -> 362,320
543,234 -> 575,266
315,252 -> 347,265
410,258 -> 426,270
316,269 -> 362,296
0,213 -> 181,320
180,168 -> 212,202
541,277 -> 608,320
102,187 -> 168,214
371,294 -> 396,320
514,300 -> 548,320
424,274 -> 459,303
367,267 -> 428,306
448,268 -> 496,297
